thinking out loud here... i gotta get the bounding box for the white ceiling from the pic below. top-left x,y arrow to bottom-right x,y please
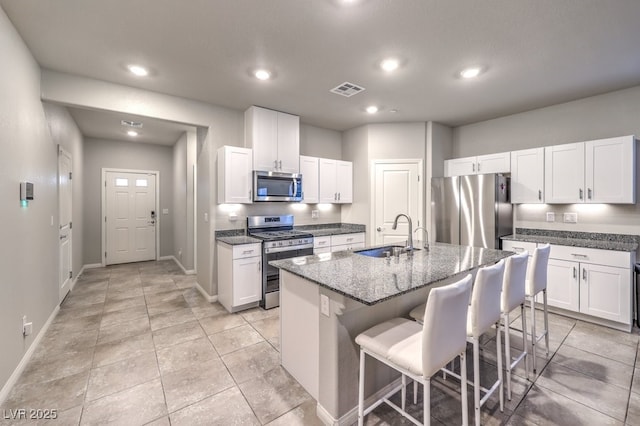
67,107 -> 194,146
3,0 -> 640,134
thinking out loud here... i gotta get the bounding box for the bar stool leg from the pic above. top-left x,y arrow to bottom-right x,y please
413,380 -> 417,405
358,350 -> 365,426
496,321 -> 504,412
460,352 -> 469,426
473,339 -> 481,426
401,375 -> 406,412
530,296 -> 537,373
543,289 -> 550,356
503,312 -> 512,400
520,303 -> 529,380
424,379 -> 430,426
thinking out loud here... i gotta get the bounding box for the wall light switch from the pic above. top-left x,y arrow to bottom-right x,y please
311,210 -> 319,219
546,212 -> 555,222
204,213 -> 208,223
162,208 -> 169,215
229,212 -> 237,221
563,212 -> 578,223
320,294 -> 330,317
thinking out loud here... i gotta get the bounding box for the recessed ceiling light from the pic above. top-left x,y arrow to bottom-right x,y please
128,65 -> 149,77
254,69 -> 271,80
380,58 -> 399,72
366,105 -> 379,114
460,67 -> 482,79
127,130 -> 138,137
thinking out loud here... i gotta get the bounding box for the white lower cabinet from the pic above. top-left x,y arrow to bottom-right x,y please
313,236 -> 331,254
217,242 -> 262,313
502,239 -> 634,330
330,233 -> 365,252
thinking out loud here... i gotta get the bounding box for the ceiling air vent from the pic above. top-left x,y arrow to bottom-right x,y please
120,120 -> 143,128
330,82 -> 366,97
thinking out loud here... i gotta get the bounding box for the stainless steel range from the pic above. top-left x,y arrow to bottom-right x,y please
247,215 -> 314,309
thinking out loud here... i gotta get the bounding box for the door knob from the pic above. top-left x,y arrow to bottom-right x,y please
377,227 -> 384,232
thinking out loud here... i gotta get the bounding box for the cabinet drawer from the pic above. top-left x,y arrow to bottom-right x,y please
313,236 -> 331,249
232,243 -> 262,259
314,247 -> 331,254
502,240 -> 537,254
550,244 -> 631,269
331,233 -> 365,246
331,242 -> 365,253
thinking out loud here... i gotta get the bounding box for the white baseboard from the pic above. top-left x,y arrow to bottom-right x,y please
160,255 -> 196,276
195,281 -> 217,303
315,377 -> 404,426
0,305 -> 60,406
81,263 -> 103,272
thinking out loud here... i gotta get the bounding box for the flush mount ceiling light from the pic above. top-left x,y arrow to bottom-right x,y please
254,69 -> 271,80
380,58 -> 400,72
366,105 -> 379,114
127,130 -> 138,137
460,66 -> 482,79
128,65 -> 149,77
121,120 -> 143,129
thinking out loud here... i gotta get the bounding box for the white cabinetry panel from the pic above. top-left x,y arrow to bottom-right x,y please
510,148 -> 544,204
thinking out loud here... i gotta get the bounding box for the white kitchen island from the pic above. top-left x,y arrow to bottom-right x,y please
271,242 -> 512,425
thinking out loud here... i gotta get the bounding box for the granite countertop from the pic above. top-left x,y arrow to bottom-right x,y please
270,242 -> 511,306
294,223 -> 366,237
216,235 -> 262,245
502,229 -> 639,252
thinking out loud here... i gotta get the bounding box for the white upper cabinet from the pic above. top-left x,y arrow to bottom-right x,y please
217,145 -> 253,204
318,159 -> 353,203
545,136 -> 636,204
245,106 -> 300,173
510,147 -> 545,204
444,152 -> 510,176
544,142 -> 585,203
585,136 -> 636,203
299,155 -> 319,203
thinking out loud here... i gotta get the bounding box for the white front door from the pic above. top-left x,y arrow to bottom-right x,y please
373,160 -> 422,246
105,171 -> 157,265
58,146 -> 73,301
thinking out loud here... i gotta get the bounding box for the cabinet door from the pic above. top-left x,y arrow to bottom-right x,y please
232,256 -> 262,306
546,258 -> 580,312
318,158 -> 337,202
246,106 -> 278,171
544,143 -> 585,203
445,156 -> 476,177
335,160 -> 353,203
477,152 -> 510,174
277,112 -> 300,173
585,136 -> 636,204
218,146 -> 253,204
510,148 -> 544,204
580,263 -> 631,324
299,156 -> 319,203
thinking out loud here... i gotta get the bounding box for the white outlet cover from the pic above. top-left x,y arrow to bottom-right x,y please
320,294 -> 330,317
546,212 -> 555,222
312,210 -> 319,219
563,212 -> 578,223
229,212 -> 238,221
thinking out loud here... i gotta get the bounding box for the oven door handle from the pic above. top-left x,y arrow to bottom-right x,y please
292,178 -> 298,198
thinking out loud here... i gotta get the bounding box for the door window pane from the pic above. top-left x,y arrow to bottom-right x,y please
135,179 -> 148,187
115,178 -> 129,187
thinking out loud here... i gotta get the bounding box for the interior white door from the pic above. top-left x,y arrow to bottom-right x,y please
373,161 -> 421,246
58,147 -> 72,301
105,171 -> 157,265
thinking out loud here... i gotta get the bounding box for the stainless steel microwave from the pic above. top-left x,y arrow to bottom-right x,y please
253,171 -> 303,202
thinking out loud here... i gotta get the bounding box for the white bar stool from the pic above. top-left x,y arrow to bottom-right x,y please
467,260 -> 505,426
356,274 -> 473,426
500,251 -> 529,400
526,244 -> 551,373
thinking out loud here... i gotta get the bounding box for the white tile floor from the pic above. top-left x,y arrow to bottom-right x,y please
1,259 -> 639,425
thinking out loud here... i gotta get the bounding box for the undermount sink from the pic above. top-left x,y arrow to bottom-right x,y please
354,245 -> 421,258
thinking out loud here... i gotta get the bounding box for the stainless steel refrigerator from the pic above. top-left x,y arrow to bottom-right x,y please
431,174 -> 513,249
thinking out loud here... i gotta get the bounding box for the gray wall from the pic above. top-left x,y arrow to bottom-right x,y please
42,102 -> 84,282
83,138 -> 174,264
0,7 -> 59,396
171,129 -> 196,272
300,123 -> 342,159
453,85 -> 640,235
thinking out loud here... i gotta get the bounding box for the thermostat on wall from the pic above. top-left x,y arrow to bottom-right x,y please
20,182 -> 34,201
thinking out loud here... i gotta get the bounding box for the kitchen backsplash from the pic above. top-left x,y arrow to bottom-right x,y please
215,202 -> 342,230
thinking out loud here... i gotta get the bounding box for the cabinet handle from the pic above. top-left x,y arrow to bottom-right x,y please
347,238 -> 354,242
242,250 -> 254,255
472,163 -> 476,172
571,253 -> 588,258
318,241 -> 326,245
477,162 -> 480,172
579,188 -> 583,200
258,261 -> 261,272
274,160 -> 278,169
334,192 -> 337,201
588,188 -> 592,200
538,190 -> 542,201
511,246 -> 525,252
249,190 -> 252,200
573,266 -> 577,279
583,268 -> 587,281
338,192 -> 341,201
